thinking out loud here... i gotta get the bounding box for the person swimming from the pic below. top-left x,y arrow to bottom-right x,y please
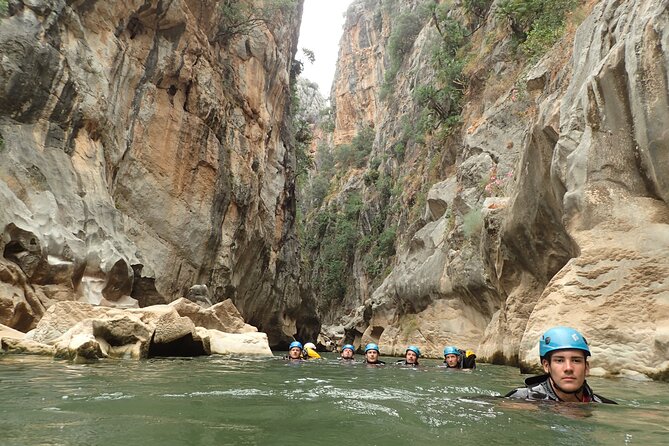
340,344 -> 355,361
505,327 -> 616,403
396,345 -> 421,367
363,343 -> 385,366
286,341 -> 304,362
442,346 -> 476,369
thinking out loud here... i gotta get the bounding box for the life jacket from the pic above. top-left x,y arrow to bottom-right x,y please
505,374 -> 617,404
303,347 -> 321,359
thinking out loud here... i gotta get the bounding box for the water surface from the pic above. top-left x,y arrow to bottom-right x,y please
1,353 -> 667,445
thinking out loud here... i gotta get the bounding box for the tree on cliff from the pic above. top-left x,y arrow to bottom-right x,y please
215,0 -> 296,44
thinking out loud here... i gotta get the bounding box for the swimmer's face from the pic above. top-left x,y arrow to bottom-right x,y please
445,354 -> 459,367
365,349 -> 379,362
543,349 -> 589,394
288,347 -> 302,359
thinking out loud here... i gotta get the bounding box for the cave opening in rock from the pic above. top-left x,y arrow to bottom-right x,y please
3,240 -> 26,261
147,333 -> 208,358
369,326 -> 384,342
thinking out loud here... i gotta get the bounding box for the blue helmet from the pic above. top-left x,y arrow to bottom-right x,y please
406,345 -> 421,357
539,327 -> 591,359
342,344 -> 355,353
364,343 -> 380,353
443,346 -> 460,356
289,341 -> 303,350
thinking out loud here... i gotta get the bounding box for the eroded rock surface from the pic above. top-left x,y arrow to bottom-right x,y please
0,0 -> 316,344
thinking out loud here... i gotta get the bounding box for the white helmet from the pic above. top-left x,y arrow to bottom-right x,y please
304,342 -> 317,351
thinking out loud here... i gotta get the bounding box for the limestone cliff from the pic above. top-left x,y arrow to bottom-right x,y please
0,0 -> 318,345
302,0 -> 669,379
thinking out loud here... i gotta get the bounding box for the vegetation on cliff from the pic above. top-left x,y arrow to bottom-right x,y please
215,0 -> 296,43
297,0 -> 587,332
497,0 -> 580,59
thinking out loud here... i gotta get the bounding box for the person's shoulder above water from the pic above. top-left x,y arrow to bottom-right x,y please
395,359 -> 418,367
504,326 -> 616,404
505,374 -> 616,404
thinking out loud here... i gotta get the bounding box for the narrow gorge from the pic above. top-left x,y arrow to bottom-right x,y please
1,0 -> 668,380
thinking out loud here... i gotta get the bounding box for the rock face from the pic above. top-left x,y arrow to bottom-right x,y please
302,0 -> 669,378
0,0 -> 316,344
511,0 -> 669,378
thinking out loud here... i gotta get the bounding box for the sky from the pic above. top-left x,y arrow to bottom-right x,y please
297,0 -> 355,97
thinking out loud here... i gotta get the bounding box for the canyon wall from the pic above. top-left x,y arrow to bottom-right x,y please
303,0 -> 668,379
0,0 -> 318,345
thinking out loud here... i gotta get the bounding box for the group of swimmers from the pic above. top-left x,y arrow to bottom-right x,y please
286,326 -> 617,404
286,341 -> 476,369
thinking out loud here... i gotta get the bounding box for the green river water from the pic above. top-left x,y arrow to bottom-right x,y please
1,353 -> 668,445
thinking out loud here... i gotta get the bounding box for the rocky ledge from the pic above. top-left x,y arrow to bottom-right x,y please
0,298 -> 272,362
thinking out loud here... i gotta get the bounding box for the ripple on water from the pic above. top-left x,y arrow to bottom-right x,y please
162,388 -> 272,398
92,392 -> 134,401
60,392 -> 134,401
335,399 -> 400,417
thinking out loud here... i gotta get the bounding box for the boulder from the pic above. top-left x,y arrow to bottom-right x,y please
0,322 -> 25,340
185,284 -> 213,307
168,297 -> 257,333
27,301 -> 109,344
148,309 -> 209,357
53,323 -> 106,362
210,299 -> 258,333
16,300 -> 269,360
2,337 -> 55,356
201,328 -> 272,356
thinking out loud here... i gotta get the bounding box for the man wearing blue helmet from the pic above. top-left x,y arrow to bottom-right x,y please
340,344 -> 355,361
396,345 -> 421,367
286,340 -> 304,361
442,346 -> 476,369
363,343 -> 385,366
505,327 -> 616,403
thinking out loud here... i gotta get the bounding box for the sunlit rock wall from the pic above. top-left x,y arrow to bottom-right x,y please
0,0 -> 316,344
509,0 -> 669,378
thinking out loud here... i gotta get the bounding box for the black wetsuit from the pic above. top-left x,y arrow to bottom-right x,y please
505,374 -> 616,404
396,360 -> 419,367
364,360 -> 385,366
